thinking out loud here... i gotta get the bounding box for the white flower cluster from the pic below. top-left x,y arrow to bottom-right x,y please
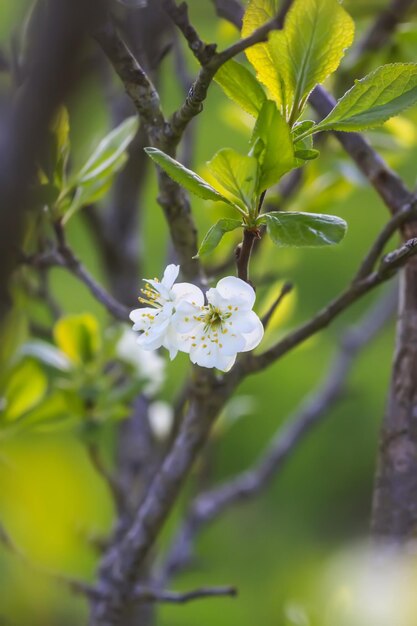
129,265 -> 264,372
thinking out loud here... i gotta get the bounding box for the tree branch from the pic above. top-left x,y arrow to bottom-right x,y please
210,0 -> 244,25
168,6 -> 286,143
354,202 -> 417,281
160,288 -> 396,580
90,367 -> 235,625
247,237 -> 417,373
132,583 -> 237,604
261,281 -> 294,328
355,0 -> 416,58
235,229 -> 258,283
95,16 -> 202,282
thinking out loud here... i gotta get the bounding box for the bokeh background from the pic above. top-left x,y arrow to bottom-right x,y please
1,1 -> 417,624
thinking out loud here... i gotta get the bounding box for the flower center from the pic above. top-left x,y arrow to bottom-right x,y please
138,281 -> 163,308
201,305 -> 232,333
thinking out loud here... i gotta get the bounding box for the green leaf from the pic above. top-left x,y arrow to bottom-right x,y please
2,360 -> 48,422
12,391 -> 76,433
145,147 -> 232,204
53,314 -> 101,366
61,117 -> 137,223
263,211 -> 347,247
292,120 -> 315,165
315,63 -> 417,132
61,167 -> 118,224
196,218 -> 242,257
294,148 -> 319,160
76,116 -> 138,183
242,0 -> 354,120
215,59 -> 267,117
250,100 -> 295,191
207,148 -> 259,212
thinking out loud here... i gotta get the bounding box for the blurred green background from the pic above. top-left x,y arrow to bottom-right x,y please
1,1 -> 417,624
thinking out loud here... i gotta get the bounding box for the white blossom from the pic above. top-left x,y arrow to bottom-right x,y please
116,329 -> 165,396
129,264 -> 204,359
173,276 -> 264,372
148,400 -> 174,440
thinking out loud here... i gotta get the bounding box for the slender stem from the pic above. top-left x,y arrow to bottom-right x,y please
236,229 -> 257,283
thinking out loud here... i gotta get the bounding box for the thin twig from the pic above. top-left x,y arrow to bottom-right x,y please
355,0 -> 417,58
261,281 -> 294,328
246,238 -> 417,373
168,8 -> 286,143
354,202 -> 417,281
87,443 -> 125,513
160,288 -> 396,580
132,583 -> 237,603
0,523 -> 99,600
161,1 -> 217,65
95,17 -> 202,282
53,222 -> 130,321
235,229 -> 258,283
210,0 -> 244,25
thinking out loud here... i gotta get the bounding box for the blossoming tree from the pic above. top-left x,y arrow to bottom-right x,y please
1,0 -> 417,624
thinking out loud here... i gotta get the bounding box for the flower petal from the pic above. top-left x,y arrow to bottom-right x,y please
218,330 -> 246,355
147,279 -> 171,301
189,342 -> 219,369
172,282 -> 204,306
129,307 -> 159,332
241,316 -> 264,351
215,354 -> 236,372
161,264 -> 180,290
172,301 -> 203,334
215,276 -> 256,309
229,310 -> 261,334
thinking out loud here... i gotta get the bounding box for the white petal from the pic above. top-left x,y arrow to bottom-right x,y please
189,342 -> 219,368
136,316 -> 171,349
172,301 -> 203,334
137,332 -> 164,351
172,282 -> 204,306
162,325 -> 180,360
129,307 -> 159,331
229,310 -> 261,333
147,278 -> 171,301
216,276 -> 256,309
241,316 -> 264,351
218,331 -> 246,356
215,354 -> 236,372
161,264 -> 180,289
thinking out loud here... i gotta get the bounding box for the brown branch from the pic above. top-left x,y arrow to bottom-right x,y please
90,367 -> 235,624
247,238 -> 417,373
132,584 -> 237,604
95,16 -> 202,282
21,245 -> 130,322
354,202 -> 417,281
235,229 -> 258,283
355,0 -> 416,58
160,288 -> 396,580
261,281 -> 294,328
168,8 -> 286,143
161,1 -> 218,65
94,19 -> 166,137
